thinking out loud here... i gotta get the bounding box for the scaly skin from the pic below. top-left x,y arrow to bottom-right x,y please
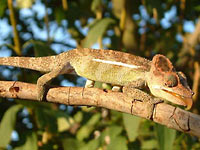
0,48 -> 194,109
65,48 -> 150,85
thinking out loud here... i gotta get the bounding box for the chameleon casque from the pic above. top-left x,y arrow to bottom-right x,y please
0,48 -> 193,112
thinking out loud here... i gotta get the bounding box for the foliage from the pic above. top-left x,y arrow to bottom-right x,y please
0,0 -> 200,149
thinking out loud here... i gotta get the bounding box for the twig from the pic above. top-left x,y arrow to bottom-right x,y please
192,61 -> 200,102
177,19 -> 200,66
62,0 -> 68,10
44,0 -> 50,43
7,0 -> 21,56
0,81 -> 200,137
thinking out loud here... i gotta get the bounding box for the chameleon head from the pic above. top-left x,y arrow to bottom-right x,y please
146,54 -> 194,110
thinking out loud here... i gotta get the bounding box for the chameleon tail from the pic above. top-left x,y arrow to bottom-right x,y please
0,56 -> 57,72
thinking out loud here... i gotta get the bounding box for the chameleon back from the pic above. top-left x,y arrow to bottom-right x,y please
66,48 -> 151,85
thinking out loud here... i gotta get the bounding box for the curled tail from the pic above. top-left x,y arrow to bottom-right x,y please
0,56 -> 57,72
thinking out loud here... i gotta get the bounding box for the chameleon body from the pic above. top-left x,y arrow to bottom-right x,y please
0,48 -> 193,110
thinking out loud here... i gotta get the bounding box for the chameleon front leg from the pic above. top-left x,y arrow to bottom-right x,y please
123,83 -> 163,119
125,79 -> 146,89
37,63 -> 67,101
85,80 -> 122,92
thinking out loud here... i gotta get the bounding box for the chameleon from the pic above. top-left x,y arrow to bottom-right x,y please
0,48 -> 194,112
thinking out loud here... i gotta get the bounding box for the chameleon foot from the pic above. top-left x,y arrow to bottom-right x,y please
112,85 -> 122,92
85,79 -> 95,88
123,86 -> 163,119
36,82 -> 49,101
36,74 -> 52,101
145,98 -> 163,120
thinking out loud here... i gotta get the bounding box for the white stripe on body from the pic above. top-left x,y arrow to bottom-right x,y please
92,58 -> 141,69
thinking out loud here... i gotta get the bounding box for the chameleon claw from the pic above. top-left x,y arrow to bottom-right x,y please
85,79 -> 95,88
112,86 -> 122,92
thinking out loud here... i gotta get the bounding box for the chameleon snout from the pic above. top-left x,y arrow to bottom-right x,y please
162,88 -> 193,110
149,84 -> 193,110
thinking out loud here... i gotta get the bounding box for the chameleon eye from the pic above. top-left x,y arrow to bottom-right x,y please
164,74 -> 178,87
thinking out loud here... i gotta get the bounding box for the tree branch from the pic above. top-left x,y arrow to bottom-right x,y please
0,81 -> 200,137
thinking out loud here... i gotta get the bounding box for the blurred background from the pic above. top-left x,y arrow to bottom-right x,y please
0,0 -> 200,149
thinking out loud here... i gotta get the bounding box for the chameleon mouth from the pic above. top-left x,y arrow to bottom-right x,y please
162,89 -> 193,110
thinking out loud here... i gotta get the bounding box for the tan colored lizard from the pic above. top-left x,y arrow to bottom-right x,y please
0,48 -> 193,113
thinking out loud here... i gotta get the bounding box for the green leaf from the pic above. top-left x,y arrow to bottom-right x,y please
100,125 -> 127,150
0,105 -> 23,148
74,111 -> 83,123
100,125 -> 123,147
33,41 -> 56,57
141,139 -> 158,149
123,113 -> 141,142
91,0 -> 102,13
111,111 -> 122,122
62,138 -> 84,150
107,136 -> 128,150
15,132 -> 37,150
83,18 -> 116,47
155,124 -> 176,150
35,108 -> 58,133
194,5 -> 200,11
139,120 -> 154,136
77,113 -> 101,141
80,139 -> 100,150
56,110 -> 75,132
23,40 -> 56,57
55,8 -> 66,25
101,125 -> 123,140
0,0 -> 7,17
57,117 -> 71,132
